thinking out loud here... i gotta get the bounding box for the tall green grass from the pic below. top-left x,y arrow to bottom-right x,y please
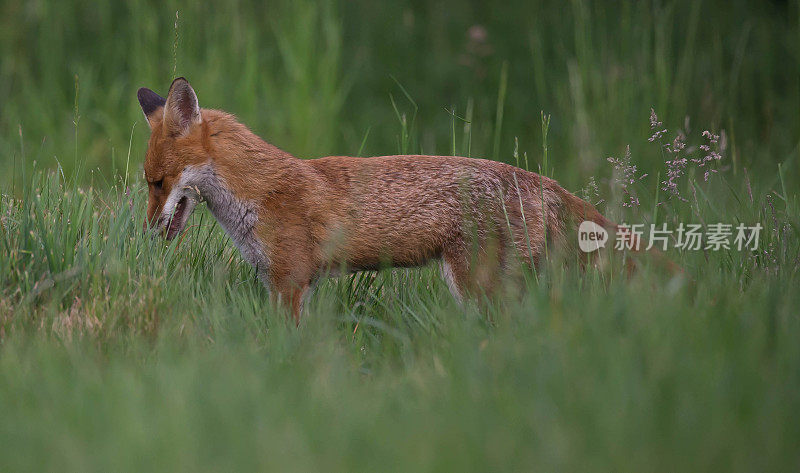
1,0 -> 799,470
1,161 -> 798,470
1,0 -> 797,185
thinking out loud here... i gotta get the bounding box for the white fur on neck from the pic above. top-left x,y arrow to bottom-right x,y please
167,163 -> 269,280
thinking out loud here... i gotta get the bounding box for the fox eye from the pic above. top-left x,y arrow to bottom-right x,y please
152,179 -> 163,190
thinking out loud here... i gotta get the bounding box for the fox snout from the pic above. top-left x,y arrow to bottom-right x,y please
144,196 -> 194,241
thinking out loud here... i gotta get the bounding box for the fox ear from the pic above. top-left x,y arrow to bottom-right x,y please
137,87 -> 166,129
164,77 -> 201,136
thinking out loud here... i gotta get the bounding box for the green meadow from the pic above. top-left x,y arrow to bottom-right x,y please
1,0 -> 799,470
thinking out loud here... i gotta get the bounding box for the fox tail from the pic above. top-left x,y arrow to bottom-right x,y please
559,188 -> 685,277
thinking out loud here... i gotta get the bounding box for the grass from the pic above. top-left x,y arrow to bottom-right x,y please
1,0 -> 800,470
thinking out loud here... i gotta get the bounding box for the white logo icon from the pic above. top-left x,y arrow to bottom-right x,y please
578,221 -> 609,253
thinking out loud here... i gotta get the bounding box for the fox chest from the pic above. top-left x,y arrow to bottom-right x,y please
206,197 -> 269,276
190,166 -> 270,279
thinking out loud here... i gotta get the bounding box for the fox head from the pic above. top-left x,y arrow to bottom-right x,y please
137,77 -> 208,239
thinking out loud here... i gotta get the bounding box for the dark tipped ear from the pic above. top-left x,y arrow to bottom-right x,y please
164,77 -> 201,136
137,87 -> 166,129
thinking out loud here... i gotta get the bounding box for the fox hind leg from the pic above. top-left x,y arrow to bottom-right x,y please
440,240 -> 506,304
439,257 -> 465,304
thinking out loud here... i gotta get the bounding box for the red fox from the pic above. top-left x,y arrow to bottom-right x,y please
138,77 -> 617,322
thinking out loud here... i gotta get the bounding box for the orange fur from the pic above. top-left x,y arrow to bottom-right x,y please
138,78 -> 617,322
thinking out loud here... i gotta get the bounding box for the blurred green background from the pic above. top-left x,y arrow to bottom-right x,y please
1,0 -> 797,189
1,1 -> 800,471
